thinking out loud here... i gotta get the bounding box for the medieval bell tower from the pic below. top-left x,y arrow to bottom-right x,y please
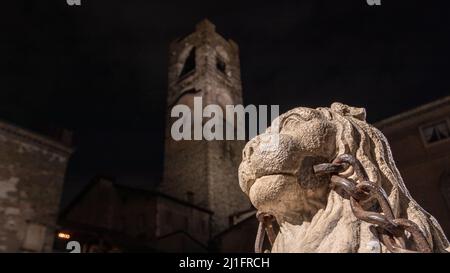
159,19 -> 250,235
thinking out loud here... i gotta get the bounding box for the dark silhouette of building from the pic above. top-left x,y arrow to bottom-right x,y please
56,176 -> 211,252
0,120 -> 72,252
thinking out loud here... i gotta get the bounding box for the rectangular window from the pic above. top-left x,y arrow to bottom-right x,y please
421,119 -> 450,145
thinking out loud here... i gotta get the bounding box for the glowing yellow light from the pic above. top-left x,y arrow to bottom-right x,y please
57,232 -> 71,239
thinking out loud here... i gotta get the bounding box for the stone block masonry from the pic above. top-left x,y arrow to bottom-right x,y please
160,19 -> 251,235
0,121 -> 72,252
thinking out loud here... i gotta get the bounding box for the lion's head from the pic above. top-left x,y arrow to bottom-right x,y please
239,103 -> 449,253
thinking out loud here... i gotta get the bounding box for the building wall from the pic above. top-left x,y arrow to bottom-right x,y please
156,195 -> 212,250
160,19 -> 250,235
375,97 -> 450,237
0,121 -> 71,252
63,179 -> 122,231
61,178 -> 211,252
117,189 -> 158,241
207,140 -> 249,232
213,215 -> 260,253
63,179 -> 159,241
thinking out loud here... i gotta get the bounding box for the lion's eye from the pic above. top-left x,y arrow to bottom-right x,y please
282,115 -> 309,129
281,118 -> 300,130
280,110 -> 320,130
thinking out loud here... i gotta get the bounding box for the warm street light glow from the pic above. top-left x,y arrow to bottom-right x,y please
57,232 -> 71,239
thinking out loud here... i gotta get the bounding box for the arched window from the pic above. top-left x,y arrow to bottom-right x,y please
216,56 -> 226,74
179,47 -> 196,79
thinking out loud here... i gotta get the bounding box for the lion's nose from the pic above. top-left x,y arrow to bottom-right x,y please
242,140 -> 256,160
243,146 -> 253,159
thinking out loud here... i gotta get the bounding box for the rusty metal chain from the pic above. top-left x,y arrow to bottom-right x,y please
254,153 -> 432,253
313,154 -> 432,253
255,212 -> 276,253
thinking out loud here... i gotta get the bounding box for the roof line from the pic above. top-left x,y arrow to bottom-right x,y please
374,96 -> 450,129
213,211 -> 256,239
229,207 -> 256,218
58,175 -> 111,220
59,177 -> 213,220
0,119 -> 72,154
113,183 -> 213,214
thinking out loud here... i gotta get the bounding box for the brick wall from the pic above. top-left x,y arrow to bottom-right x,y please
161,19 -> 250,235
0,121 -> 71,252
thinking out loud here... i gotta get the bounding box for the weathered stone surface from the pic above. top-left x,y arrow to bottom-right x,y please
0,121 -> 72,252
160,19 -> 250,235
239,103 -> 450,253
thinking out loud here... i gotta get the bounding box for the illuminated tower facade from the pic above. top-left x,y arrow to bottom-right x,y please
159,19 -> 250,234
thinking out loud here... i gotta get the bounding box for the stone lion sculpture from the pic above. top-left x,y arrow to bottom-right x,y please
239,103 -> 449,253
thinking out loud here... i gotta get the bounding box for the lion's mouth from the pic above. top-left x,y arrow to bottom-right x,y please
238,132 -> 333,223
241,155 -> 330,191
244,172 -> 296,192
239,159 -> 331,224
251,174 -> 330,224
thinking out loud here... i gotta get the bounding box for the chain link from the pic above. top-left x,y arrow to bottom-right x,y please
254,154 -> 432,253
314,154 -> 432,253
255,212 -> 276,253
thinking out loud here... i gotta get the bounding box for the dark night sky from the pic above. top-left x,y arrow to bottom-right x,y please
1,0 -> 449,208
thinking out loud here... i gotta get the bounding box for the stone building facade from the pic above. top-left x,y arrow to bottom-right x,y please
0,120 -> 72,252
57,177 -> 212,252
375,96 -> 450,237
159,19 -> 251,235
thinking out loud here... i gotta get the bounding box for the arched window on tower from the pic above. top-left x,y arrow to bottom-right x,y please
440,171 -> 450,211
216,56 -> 226,75
179,47 -> 196,79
